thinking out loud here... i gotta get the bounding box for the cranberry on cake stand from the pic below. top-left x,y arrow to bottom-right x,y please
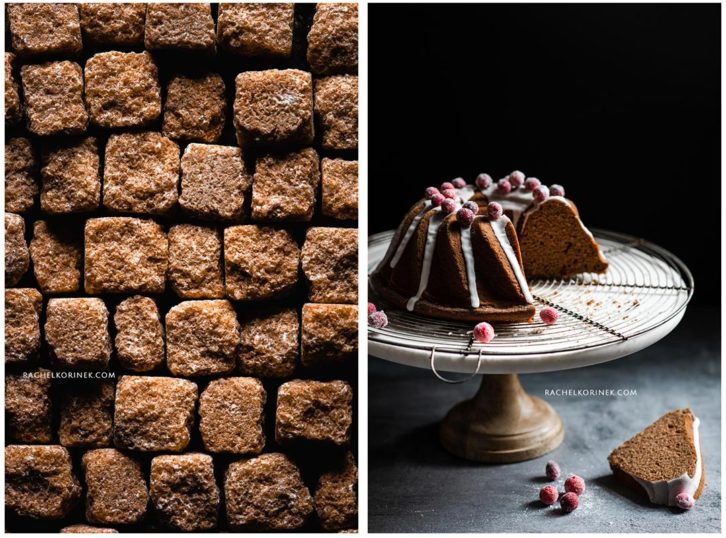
368,229 -> 693,463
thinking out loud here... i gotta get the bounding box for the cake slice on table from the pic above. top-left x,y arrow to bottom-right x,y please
608,408 -> 705,508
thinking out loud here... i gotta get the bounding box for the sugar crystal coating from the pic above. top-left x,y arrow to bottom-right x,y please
40,137 -> 101,214
114,296 -> 165,372
145,3 -> 216,53
7,4 -> 82,58
5,213 -> 29,286
5,288 -> 42,364
21,62 -> 88,136
6,445 -> 81,520
302,303 -> 358,368
163,73 -> 226,144
301,227 -> 358,303
179,144 -> 249,221
84,217 -> 168,294
45,298 -> 111,370
234,69 -> 314,147
168,224 -> 224,299
224,453 -> 313,530
61,525 -> 118,534
79,3 -> 146,47
85,51 -> 161,129
166,300 -> 240,377
5,137 -> 38,213
58,381 -> 114,448
276,380 -> 353,446
217,3 -> 294,58
224,225 -> 300,301
251,147 -> 320,222
113,376 -> 198,452
150,454 -> 220,531
103,132 -> 180,215
307,3 -> 358,75
6,368 -> 52,443
30,220 -> 82,294
5,53 -> 22,125
322,158 -> 358,220
238,307 -> 299,378
199,377 -> 266,454
315,75 -> 358,151
82,449 -> 149,525
315,451 -> 358,531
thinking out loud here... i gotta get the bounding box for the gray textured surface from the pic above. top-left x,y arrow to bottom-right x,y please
369,306 -> 720,533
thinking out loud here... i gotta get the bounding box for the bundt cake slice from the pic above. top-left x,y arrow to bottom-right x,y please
608,409 -> 705,507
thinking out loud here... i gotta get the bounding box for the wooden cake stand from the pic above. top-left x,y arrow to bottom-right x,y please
368,229 -> 693,463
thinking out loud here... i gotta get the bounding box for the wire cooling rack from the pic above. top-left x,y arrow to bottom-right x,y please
368,229 -> 693,374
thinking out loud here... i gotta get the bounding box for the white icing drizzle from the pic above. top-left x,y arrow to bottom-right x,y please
389,201 -> 433,269
628,417 -> 703,507
480,184 -> 533,227
459,225 -> 480,308
406,211 -> 445,311
489,217 -> 533,304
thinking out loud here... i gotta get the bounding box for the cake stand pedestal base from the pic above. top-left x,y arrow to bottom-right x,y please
439,373 -> 564,463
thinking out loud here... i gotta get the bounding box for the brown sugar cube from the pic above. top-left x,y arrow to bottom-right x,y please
162,73 -> 226,144
6,288 -> 42,364
79,3 -> 146,48
251,148 -> 320,222
7,4 -> 82,58
114,296 -> 165,372
113,376 -> 197,452
217,3 -> 294,58
233,69 -> 314,147
276,380 -> 353,446
21,62 -> 88,136
224,453 -> 313,531
199,377 -> 266,454
166,300 -> 240,377
168,224 -> 224,299
322,158 -> 358,220
45,298 -> 111,370
6,369 -> 52,443
302,303 -> 357,369
5,213 -> 29,286
307,3 -> 358,75
82,448 -> 149,525
58,381 -> 115,448
29,220 -> 82,294
61,525 -> 118,534
239,307 -> 299,378
179,143 -> 249,221
85,51 -> 161,129
224,225 -> 300,301
5,53 -> 22,125
145,3 -> 216,53
315,452 -> 358,531
150,454 -> 219,531
301,227 -> 358,303
315,75 -> 358,151
5,137 -> 38,213
84,217 -> 168,295
103,132 -> 180,215
6,445 -> 81,520
40,137 -> 100,214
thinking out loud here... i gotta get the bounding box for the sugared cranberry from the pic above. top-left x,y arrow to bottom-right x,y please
497,179 -> 512,194
368,310 -> 388,329
540,307 -> 559,325
560,492 -> 579,513
539,485 -> 559,506
564,475 -> 586,496
462,201 -> 479,213
368,302 -> 377,315
442,188 -> 458,200
440,181 -> 454,191
675,492 -> 695,510
457,208 -> 475,228
424,186 -> 440,200
550,184 -> 565,197
473,322 -> 495,343
545,460 -> 561,481
533,185 -> 550,203
487,202 -> 503,221
452,177 -> 467,189
431,193 -> 445,207
441,199 -> 459,214
475,173 -> 493,189
509,170 -> 525,188
525,177 -> 541,191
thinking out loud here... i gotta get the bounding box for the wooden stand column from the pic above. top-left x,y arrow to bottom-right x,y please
439,373 -> 564,463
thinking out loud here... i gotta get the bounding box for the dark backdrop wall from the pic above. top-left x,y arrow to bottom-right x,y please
369,3 -> 720,306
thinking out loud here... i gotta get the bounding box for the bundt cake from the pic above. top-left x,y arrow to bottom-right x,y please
370,171 -> 608,322
608,409 -> 704,507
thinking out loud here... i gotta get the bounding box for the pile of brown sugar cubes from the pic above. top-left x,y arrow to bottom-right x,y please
5,3 -> 358,533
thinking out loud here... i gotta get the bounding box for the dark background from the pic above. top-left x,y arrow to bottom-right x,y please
369,3 -> 720,306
